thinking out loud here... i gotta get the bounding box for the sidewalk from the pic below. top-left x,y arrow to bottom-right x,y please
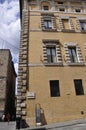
0,122 -> 16,130
20,118 -> 86,130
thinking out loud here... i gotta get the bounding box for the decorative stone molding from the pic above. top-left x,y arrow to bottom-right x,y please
64,42 -> 84,64
41,13 -> 57,31
43,40 -> 62,64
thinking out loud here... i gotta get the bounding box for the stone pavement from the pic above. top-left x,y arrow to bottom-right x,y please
20,118 -> 86,130
0,119 -> 86,130
0,122 -> 16,130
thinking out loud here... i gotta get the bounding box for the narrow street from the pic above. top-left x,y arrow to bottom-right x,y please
0,121 -> 86,130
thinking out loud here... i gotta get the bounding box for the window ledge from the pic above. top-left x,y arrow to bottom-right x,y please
62,29 -> 75,33
44,62 -> 63,66
81,30 -> 86,33
42,29 -> 57,32
66,62 -> 85,66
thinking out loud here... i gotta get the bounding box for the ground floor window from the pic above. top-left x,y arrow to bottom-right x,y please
74,79 -> 84,95
50,80 -> 60,97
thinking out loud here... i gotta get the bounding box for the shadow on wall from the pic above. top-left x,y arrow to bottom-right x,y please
41,108 -> 47,125
16,117 -> 29,129
20,119 -> 29,128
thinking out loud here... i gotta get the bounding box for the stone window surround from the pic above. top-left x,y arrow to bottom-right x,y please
64,42 -> 84,65
43,40 -> 62,65
29,0 -> 86,14
41,13 -> 56,31
76,17 -> 86,32
59,16 -> 75,32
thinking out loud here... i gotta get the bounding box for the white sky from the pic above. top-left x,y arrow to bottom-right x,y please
0,0 -> 20,74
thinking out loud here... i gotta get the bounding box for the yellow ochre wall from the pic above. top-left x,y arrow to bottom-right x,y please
20,0 -> 86,127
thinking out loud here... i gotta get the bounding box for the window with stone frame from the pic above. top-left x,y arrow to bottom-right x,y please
57,1 -> 63,5
76,19 -> 86,32
74,79 -> 84,96
43,40 -> 62,64
75,8 -> 81,13
41,1 -> 50,11
80,21 -> 86,31
43,5 -> 49,10
59,8 -> 65,12
41,14 -> 56,31
64,42 -> 83,64
59,17 -> 75,32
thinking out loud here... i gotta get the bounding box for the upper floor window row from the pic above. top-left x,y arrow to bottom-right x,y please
41,14 -> 86,32
43,40 -> 84,65
29,1 -> 86,14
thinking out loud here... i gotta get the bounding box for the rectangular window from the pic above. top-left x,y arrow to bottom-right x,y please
68,46 -> 78,63
47,47 -> 56,63
75,9 -> 81,13
59,8 -> 65,12
74,80 -> 84,95
41,14 -> 56,31
43,40 -> 62,64
58,1 -> 63,4
44,19 -> 52,29
43,6 -> 49,10
50,80 -> 60,97
80,21 -> 86,31
36,104 -> 41,126
62,19 -> 70,30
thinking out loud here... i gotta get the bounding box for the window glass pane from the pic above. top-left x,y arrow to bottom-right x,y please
59,8 -> 65,12
80,21 -> 86,31
74,80 -> 84,95
52,48 -> 56,56
47,48 -> 51,55
52,48 -> 56,63
43,6 -> 49,10
44,21 -> 47,28
47,48 -> 51,63
50,80 -> 60,97
44,20 -> 52,29
58,1 -> 63,4
36,107 -> 41,123
75,9 -> 81,13
72,48 -> 78,62
48,21 -> 52,28
47,47 -> 56,63
68,47 -> 78,62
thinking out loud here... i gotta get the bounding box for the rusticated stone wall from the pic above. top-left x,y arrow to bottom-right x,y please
16,0 -> 29,119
